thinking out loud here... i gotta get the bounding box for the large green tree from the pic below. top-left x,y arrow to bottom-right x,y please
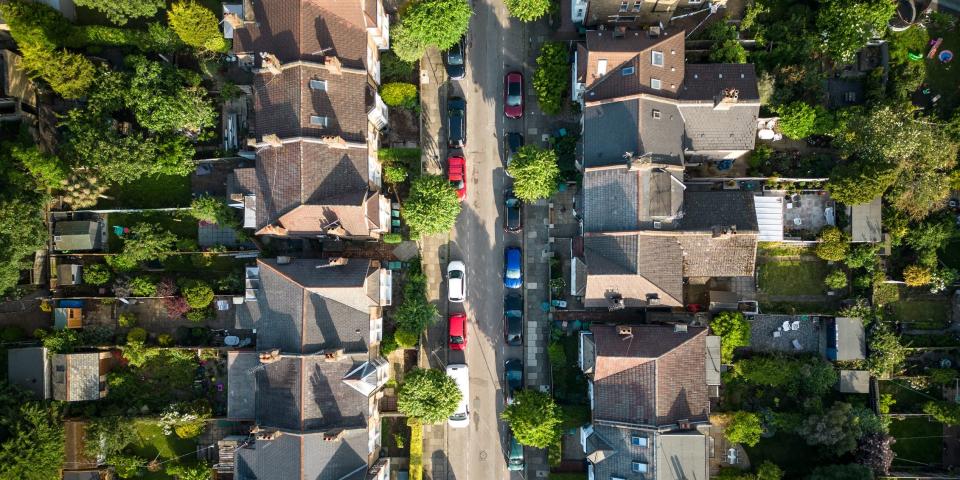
168,1 -> 229,52
703,18 -> 747,64
532,42 -> 568,115
724,411 -> 763,447
0,137 -> 49,296
710,311 -> 750,364
507,145 -> 560,202
816,0 -> 896,62
867,324 -> 905,378
0,386 -> 64,480
126,55 -> 218,134
502,389 -> 563,448
111,223 -> 179,270
799,402 -> 874,454
397,368 -> 462,424
735,355 -> 837,396
391,0 -> 472,62
505,0 -> 551,22
74,0 -> 165,26
402,175 -> 461,237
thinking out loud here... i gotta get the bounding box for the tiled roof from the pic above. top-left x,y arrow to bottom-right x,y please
252,63 -> 371,143
583,30 -> 685,102
583,101 -> 640,167
678,233 -> 758,278
236,258 -> 375,354
233,0 -> 369,69
583,167 -> 639,232
679,64 -> 760,102
235,429 -> 370,480
638,98 -> 684,165
679,190 -> 759,233
589,424 -> 657,480
591,324 -> 709,426
52,353 -> 100,402
679,102 -> 759,152
583,234 -> 684,307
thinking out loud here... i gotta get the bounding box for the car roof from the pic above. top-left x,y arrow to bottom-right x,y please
449,97 -> 465,108
506,248 -> 521,265
504,293 -> 522,310
507,71 -> 522,81
449,314 -> 465,335
448,156 -> 465,166
448,260 -> 465,271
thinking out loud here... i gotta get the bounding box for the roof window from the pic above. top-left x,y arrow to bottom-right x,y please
652,50 -> 664,66
632,462 -> 648,473
310,115 -> 329,127
309,79 -> 327,91
631,435 -> 648,447
650,78 -> 661,90
597,59 -> 608,75
622,66 -> 635,76
651,109 -> 660,119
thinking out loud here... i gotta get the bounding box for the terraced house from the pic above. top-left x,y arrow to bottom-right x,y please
226,0 -> 392,240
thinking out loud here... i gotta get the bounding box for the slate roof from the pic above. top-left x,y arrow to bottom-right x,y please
839,370 -> 870,394
233,0 -> 370,69
231,140 -> 374,234
7,347 -> 49,399
832,317 -> 866,361
236,258 -> 376,354
54,221 -> 98,251
591,324 -> 709,426
227,351 -> 259,420
589,424 -> 657,480
52,353 -> 101,402
583,101 -> 641,168
235,429 -> 370,480
851,197 -> 882,243
583,165 -> 684,232
678,103 -> 759,152
678,190 -> 759,233
583,234 -> 684,307
677,234 -> 758,278
252,63 -> 372,143
679,64 -> 760,102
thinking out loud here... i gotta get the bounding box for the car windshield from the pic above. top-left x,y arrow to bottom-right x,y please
506,267 -> 520,278
448,46 -> 463,65
450,412 -> 468,421
450,270 -> 463,279
450,335 -> 464,344
451,179 -> 464,189
507,82 -> 521,106
507,206 -> 520,224
506,370 -> 521,382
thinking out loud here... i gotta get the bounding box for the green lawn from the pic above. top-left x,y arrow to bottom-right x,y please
890,417 -> 943,467
744,433 -> 826,479
129,420 -> 199,479
757,242 -> 815,257
926,24 -> 960,116
97,174 -> 193,209
107,211 -> 199,251
879,380 -> 939,413
757,259 -> 830,296
889,299 -> 952,329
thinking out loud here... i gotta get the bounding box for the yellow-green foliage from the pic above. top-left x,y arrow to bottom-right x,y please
408,419 -> 423,480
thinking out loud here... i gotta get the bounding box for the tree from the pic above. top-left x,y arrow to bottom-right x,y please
190,196 -> 237,226
507,145 -> 560,202
824,269 -> 848,290
167,1 -> 228,52
867,324 -> 906,378
505,0 -> 551,21
735,355 -> 837,396
856,433 -> 895,475
502,389 -> 563,448
11,145 -> 67,189
402,175 -> 461,237
42,329 -> 81,354
815,226 -> 850,261
532,42 -> 568,115
111,454 -> 146,479
703,19 -> 747,64
756,461 -> 784,480
923,400 -> 960,426
827,161 -> 896,206
807,464 -> 874,480
125,55 -> 218,135
85,416 -> 138,459
710,311 -> 750,363
85,264 -> 113,286
19,44 -> 95,99
180,280 -> 214,309
903,265 -> 932,286
776,102 -> 818,139
391,0 -> 472,62
114,223 -> 178,268
725,411 -> 763,447
906,214 -> 956,265
129,276 -> 158,296
0,402 -> 64,480
397,368 -> 462,424
380,83 -> 419,109
74,0 -> 164,25
844,244 -> 879,270
799,402 -> 867,454
816,0 -> 896,62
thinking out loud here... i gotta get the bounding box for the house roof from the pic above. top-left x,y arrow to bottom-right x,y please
7,347 -> 49,399
233,0 -> 370,69
588,424 -> 656,480
236,258 -> 376,354
591,324 -> 709,426
676,233 -> 758,278
252,63 -> 372,143
230,140 -> 375,234
583,100 -> 641,168
678,64 -> 760,102
583,233 -> 684,308
583,165 -> 684,232
235,429 -> 370,480
833,317 -> 866,361
839,370 -> 870,394
582,30 -> 686,102
678,102 -> 759,152
656,432 -> 709,480
678,190 -> 759,233
705,336 -> 721,386
851,197 -> 882,243
227,350 -> 259,420
52,353 -> 101,402
53,221 -> 98,251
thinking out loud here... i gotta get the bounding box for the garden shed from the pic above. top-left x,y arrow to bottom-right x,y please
53,221 -> 100,251
838,370 -> 870,394
850,197 -> 883,243
826,317 -> 866,361
6,347 -> 50,399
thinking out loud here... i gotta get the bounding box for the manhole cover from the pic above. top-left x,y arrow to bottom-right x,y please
479,450 -> 487,461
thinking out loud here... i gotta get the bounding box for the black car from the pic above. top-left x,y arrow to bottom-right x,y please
445,37 -> 466,80
504,293 -> 523,346
504,359 -> 523,404
505,190 -> 522,232
448,97 -> 466,149
504,132 -> 523,172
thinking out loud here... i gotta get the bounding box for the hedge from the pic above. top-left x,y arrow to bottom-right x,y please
409,419 -> 423,480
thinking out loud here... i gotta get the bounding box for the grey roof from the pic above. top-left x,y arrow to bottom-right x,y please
834,317 -> 866,361
7,347 -> 49,399
705,336 -> 721,386
639,99 -> 684,165
236,258 -> 374,354
851,197 -> 882,243
227,351 -> 259,420
253,356 -> 368,432
52,353 -> 101,402
235,430 -> 370,480
679,103 -> 759,152
656,432 -> 709,480
679,191 -> 759,233
679,64 -> 760,102
54,221 -> 98,251
589,424 -> 657,480
583,234 -> 684,306
583,167 -> 684,233
839,370 -> 870,394
583,101 -> 640,167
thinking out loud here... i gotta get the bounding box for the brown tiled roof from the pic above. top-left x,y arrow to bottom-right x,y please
679,63 -> 760,102
584,29 -> 685,102
678,233 -> 758,278
583,233 -> 684,308
591,324 -> 709,426
252,63 -> 371,143
233,0 -> 369,69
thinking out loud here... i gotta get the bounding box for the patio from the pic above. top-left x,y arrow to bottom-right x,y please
781,192 -> 835,238
748,314 -> 827,356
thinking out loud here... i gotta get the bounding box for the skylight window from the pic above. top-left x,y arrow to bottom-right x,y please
309,79 -> 327,91
622,66 -> 635,76
650,78 -> 661,90
651,50 -> 664,66
310,115 -> 329,127
632,462 -> 648,473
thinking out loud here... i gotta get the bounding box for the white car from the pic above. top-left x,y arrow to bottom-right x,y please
447,261 -> 466,303
446,364 -> 470,428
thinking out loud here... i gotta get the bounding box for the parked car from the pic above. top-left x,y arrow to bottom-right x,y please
504,247 -> 522,289
504,132 -> 523,173
448,156 -> 466,201
504,293 -> 523,346
505,190 -> 522,232
446,364 -> 470,428
445,37 -> 466,80
448,313 -> 467,350
507,431 -> 525,471
504,72 -> 524,119
448,97 -> 466,148
447,261 -> 466,303
504,359 -> 523,404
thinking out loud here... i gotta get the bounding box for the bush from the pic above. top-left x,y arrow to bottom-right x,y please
0,325 -> 25,342
129,276 -> 158,296
380,330 -> 399,355
85,264 -> 113,286
924,400 -> 960,426
815,226 -> 850,261
384,165 -> 409,184
190,195 -> 237,226
157,333 -> 173,346
710,311 -> 750,364
383,233 -> 403,244
167,1 -> 229,52
381,50 -> 416,83
903,264 -> 933,286
381,83 -> 418,109
532,42 -> 569,115
126,327 -> 148,343
824,270 -> 848,290
185,307 -> 212,323
118,312 -> 137,328
163,296 -> 191,319
395,326 -> 420,348
403,175 -> 461,237
180,280 -> 214,309
725,411 -> 763,447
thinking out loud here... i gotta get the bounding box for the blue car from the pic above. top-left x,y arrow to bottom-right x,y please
504,247 -> 522,289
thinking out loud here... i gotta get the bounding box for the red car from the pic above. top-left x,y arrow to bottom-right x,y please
504,72 -> 523,119
448,313 -> 467,350
448,156 -> 466,201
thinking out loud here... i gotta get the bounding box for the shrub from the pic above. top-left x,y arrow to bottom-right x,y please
163,296 -> 191,319
381,83 -> 418,109
190,195 -> 237,226
532,42 -> 569,115
824,270 -> 848,290
383,233 -> 403,244
724,411 -> 763,447
180,280 -> 214,309
395,326 -> 420,348
85,264 -> 113,286
381,50 -> 416,83
118,312 -> 138,328
903,264 -> 933,286
157,333 -> 173,346
167,1 -> 229,52
0,325 -> 25,342
402,175 -> 461,237
924,400 -> 960,426
384,165 -> 409,184
380,330 -> 399,355
126,327 -> 148,343
710,311 -> 750,363
815,226 -> 850,261
129,276 -> 158,296
185,307 -> 213,323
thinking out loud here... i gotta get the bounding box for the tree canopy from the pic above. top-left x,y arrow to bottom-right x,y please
735,355 -> 838,396
505,0 -> 551,22
0,137 -> 51,295
710,311 -> 750,364
532,42 -> 569,115
816,0 -> 896,63
74,0 -> 165,26
0,385 -> 64,480
703,18 -> 747,64
507,145 -> 560,202
402,175 -> 461,237
724,411 -> 763,447
391,0 -> 472,62
397,368 -> 462,424
501,389 -> 563,448
168,1 -> 229,52
815,226 -> 850,261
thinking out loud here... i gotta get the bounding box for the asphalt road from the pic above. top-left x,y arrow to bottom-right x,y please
439,0 -> 529,478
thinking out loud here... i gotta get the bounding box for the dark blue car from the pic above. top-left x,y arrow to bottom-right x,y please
504,247 -> 522,289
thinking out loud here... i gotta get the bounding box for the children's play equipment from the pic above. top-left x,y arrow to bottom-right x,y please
940,50 -> 954,63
